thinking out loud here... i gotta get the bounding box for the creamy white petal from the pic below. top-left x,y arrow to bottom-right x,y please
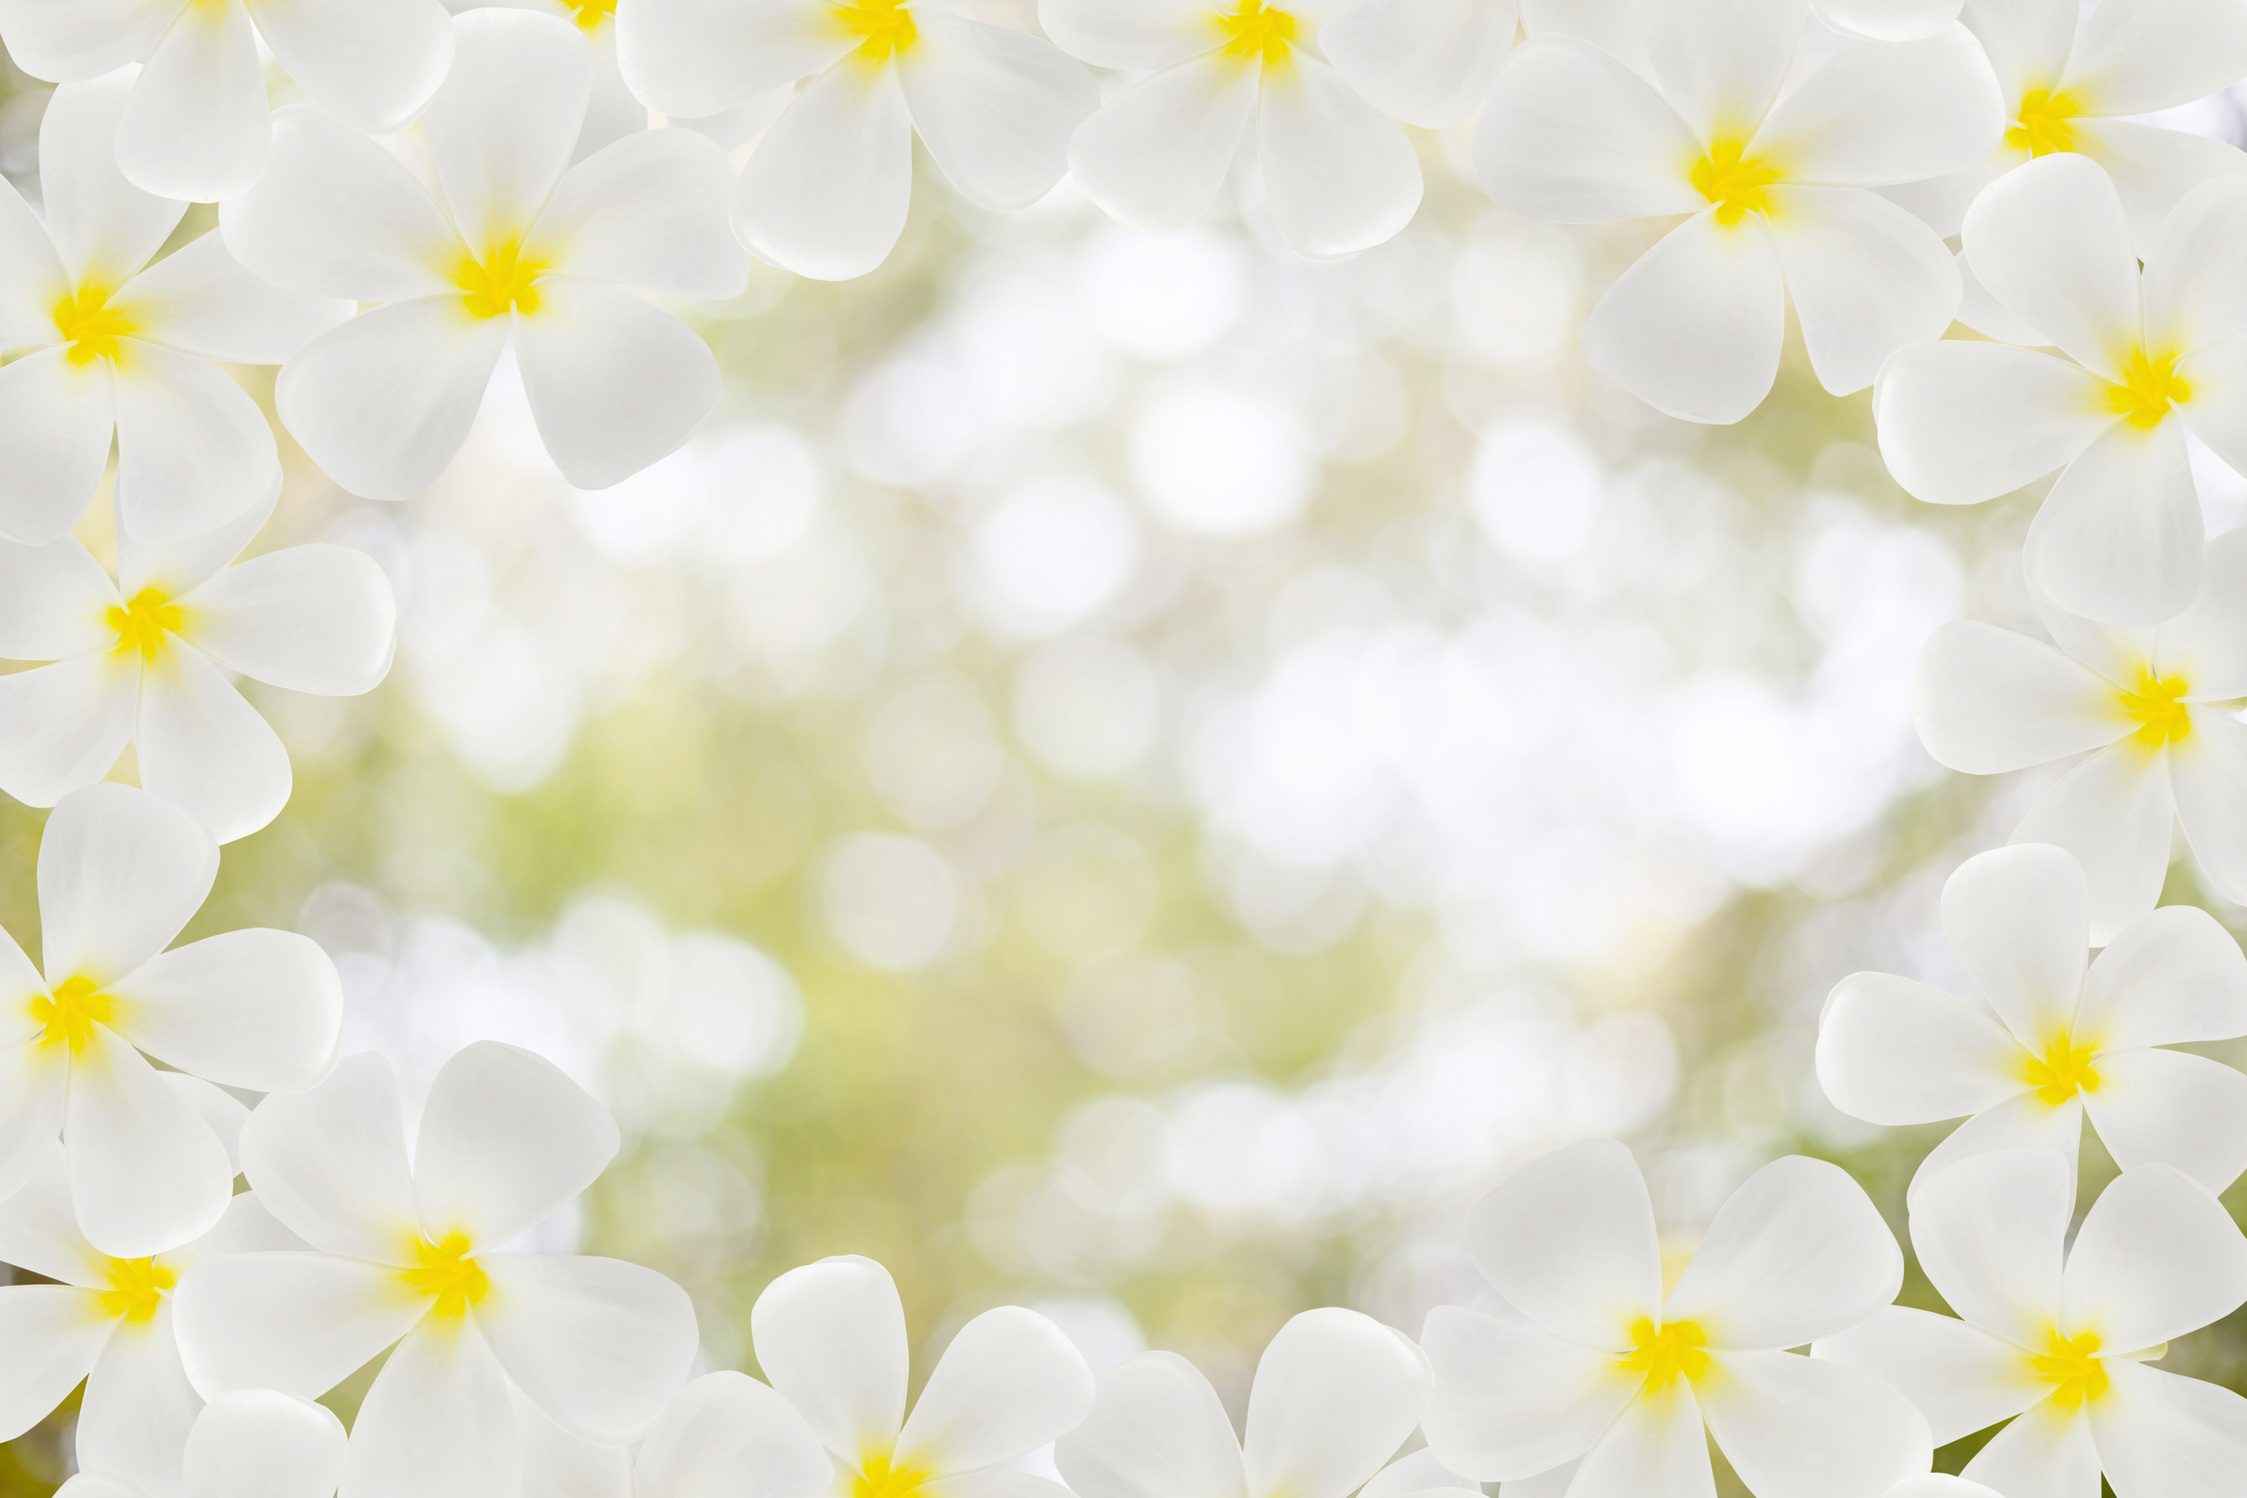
0,0 -> 180,80
2174,329 -> 2247,484
2141,176 -> 2247,356
1959,1396 -> 2100,1498
1583,211 -> 1785,424
1417,1307 -> 1636,1482
1907,1091 -> 2084,1212
1493,1464 -> 1577,1498
2082,1047 -> 2247,1193
0,1142 -> 104,1286
236,1051 -> 421,1262
1960,153 -> 2139,384
1910,1146 -> 2070,1346
1640,0 -> 1803,138
525,129 -> 747,299
893,1305 -> 1093,1476
1464,1138 -> 1662,1349
109,928 -> 340,1091
177,544 -> 396,696
1956,247 -> 2052,347
173,1251 -> 428,1398
1054,1351 -> 1246,1498
160,1072 -> 248,1184
0,175 -> 66,344
1256,54 -> 1422,262
1567,1381 -> 1713,1498
423,9 -> 592,261
2060,0 -> 2247,116
38,781 -> 217,986
2024,417 -> 2203,628
119,471 -> 275,604
1240,1308 -> 1429,1498
1320,0 -> 1516,129
0,653 -> 141,809
113,231 -> 350,366
920,1470 -> 1073,1498
134,643 -> 293,845
0,534 -> 116,660
1816,972 -> 2027,1125
1811,0 -> 1961,41
1941,843 -> 2089,1051
615,0 -> 856,116
78,1305 -> 203,1498
1697,1350 -> 1930,1498
413,1041 -> 617,1247
247,0 -> 455,134
512,277 -> 720,489
1874,342 -> 2113,506
518,1385 -> 634,1498
1812,1306 -> 2048,1446
2077,903 -> 2247,1050
1364,1452 -> 1472,1498
2073,119 -> 2247,260
2088,1357 -> 2247,1498
66,1023 -> 234,1257
1753,30 -> 2000,186
1065,51 -> 1259,237
2063,1163 -> 2247,1350
1766,185 -> 1958,396
40,76 -> 187,285
2012,743 -> 2177,945
0,1283 -> 114,1441
633,1370 -> 833,1498
1037,0 -> 1217,71
114,3 -> 272,202
166,1188 -> 308,1272
476,1253 -> 696,1444
2172,707 -> 2247,905
0,1044 -> 69,1214
1473,37 -> 1705,223
897,11 -> 1095,213
749,1254 -> 910,1460
733,61 -> 915,281
0,349 -> 118,547
2153,530 -> 2247,697
343,1316 -> 519,1498
110,340 -> 280,544
184,1387 -> 349,1498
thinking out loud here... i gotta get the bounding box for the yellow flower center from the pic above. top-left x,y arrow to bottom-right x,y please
108,587 -> 184,663
2117,669 -> 2192,751
2102,348 -> 2192,430
400,1232 -> 491,1319
454,239 -> 547,320
1618,1317 -> 1711,1390
854,1455 -> 930,1498
53,284 -> 136,367
836,0 -> 917,64
1216,0 -> 1296,66
29,976 -> 114,1055
99,1257 -> 177,1324
2027,1327 -> 2109,1408
1690,139 -> 1782,227
566,0 -> 614,30
2020,1031 -> 2103,1107
2006,88 -> 2084,158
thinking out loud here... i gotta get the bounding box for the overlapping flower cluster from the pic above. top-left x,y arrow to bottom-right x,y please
2,0 -> 2246,1495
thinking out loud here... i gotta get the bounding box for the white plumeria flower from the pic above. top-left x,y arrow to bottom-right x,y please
1318,0 -> 1518,130
1912,528 -> 2247,941
1818,1150 -> 2247,1498
0,1143 -> 304,1495
447,0 -> 659,160
62,1388 -> 349,1498
1819,843 -> 2247,1201
1810,0 -> 1962,43
616,0 -> 1096,282
1420,1140 -> 1930,1498
0,0 -> 453,203
0,782 -> 343,1258
1879,158 -> 2247,626
0,480 -> 398,845
1058,1308 -> 1430,1498
171,1043 -> 698,1498
748,1255 -> 1093,1498
0,76 -> 348,548
1474,0 -> 2001,424
1885,0 -> 2247,251
220,8 -> 748,502
515,1368 -> 835,1498
1039,0 -> 1422,261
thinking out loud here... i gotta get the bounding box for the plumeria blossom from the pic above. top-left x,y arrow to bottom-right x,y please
0,1144 -> 304,1496
748,1254 -> 1094,1498
0,782 -> 342,1258
1913,528 -> 2247,941
1819,843 -> 2247,1202
1811,0 -> 1962,43
0,0 -> 452,202
1041,0 -> 1423,261
447,0 -> 678,159
171,1043 -> 698,1498
221,8 -> 748,501
0,76 -> 347,547
516,1369 -> 835,1498
1058,1307 -> 1430,1498
1885,0 -> 2247,250
60,1389 -> 349,1498
1420,1140 -> 1930,1498
1878,157 -> 2247,625
0,479 -> 398,844
1818,1150 -> 2247,1498
1474,0 -> 2001,423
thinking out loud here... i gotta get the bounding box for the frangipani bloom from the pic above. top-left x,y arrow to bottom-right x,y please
222,8 -> 748,501
0,480 -> 398,844
1818,1150 -> 2247,1498
1420,1141 -> 1930,1498
1913,529 -> 2247,940
0,1144 -> 303,1496
1475,0 -> 2002,423
1058,1309 -> 1431,1498
1878,157 -> 2247,625
617,0 -> 1096,282
447,0 -> 678,159
0,76 -> 348,547
61,1388 -> 349,1498
1041,0 -> 1423,261
0,783 -> 343,1258
750,1254 -> 1094,1498
172,1044 -> 698,1498
1884,0 -> 2247,250
1819,843 -> 2247,1201
516,1369 -> 834,1498
1810,0 -> 1962,43
0,0 -> 454,202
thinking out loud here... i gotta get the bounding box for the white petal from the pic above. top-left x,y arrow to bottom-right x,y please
512,278 -> 720,489
1567,1382 -> 1713,1498
1956,246 -> 2052,347
1909,1147 -> 2069,1348
1810,0 -> 1961,42
114,231 -> 351,365
1319,0 -> 1516,129
1053,1351 -> 1246,1498
173,1251 -> 428,1398
134,644 -> 293,845
66,1023 -> 234,1257
0,0 -> 179,81
2073,118 -> 2247,259
2063,1163 -> 2247,1349
40,76 -> 187,285
518,1386 -> 633,1498
1417,1307 -> 1636,1482
2142,176 -> 2247,356
1914,621 -> 2122,774
165,1187 -> 309,1271
1464,1138 -> 1662,1349
1361,1444 -> 1481,1498
1766,185 -> 1958,396
342,1317 -> 519,1498
156,1076 -> 250,1202
0,1141 -> 103,1286
1036,0 -> 1216,71
2082,1046 -> 2247,1194
115,4 -> 273,202
414,1041 -> 618,1246
2172,707 -> 2247,905
633,1370 -> 833,1498
736,60 -> 915,280
615,0 -> 852,116
2012,743 -> 2178,945
1513,0 -> 1648,70
0,349 -> 119,547
1908,1091 -> 2084,1213
0,653 -> 141,810
274,297 -> 510,503
0,535 -> 119,661
1812,1306 -> 2047,1446
1752,30 -> 2000,186
1585,211 -> 1786,424
38,780 -> 217,985
2153,529 -> 2247,698
2077,903 -> 2247,1049
2176,330 -> 2247,487
894,1305 -> 1093,1476
1255,54 -> 1422,261
1472,36 -> 1704,223
111,340 -> 281,544
0,1283 -> 114,1440
247,0 -> 455,134
2060,0 -> 2247,116
119,471 -> 273,606
184,1387 -> 349,1498
1639,0 -> 1803,137
178,543 -> 396,695
425,9 -> 592,260
898,12 -> 1094,213
525,128 -> 747,299
1240,1308 -> 1429,1498
749,1254 -> 909,1460
0,178 -> 66,347
1697,1350 -> 1930,1498
0,1044 -> 68,1214
1941,842 -> 2090,1050
1493,1465 -> 1576,1498
1960,153 -> 2139,384
79,1306 -> 203,1498
1959,1396 -> 2100,1498
1065,50 -> 1256,236
236,1050 -> 421,1262
477,1253 -> 696,1443
2025,417 -> 2204,628
2087,1357 -> 2247,1498
925,1473 -> 1081,1498
218,105 -> 463,305
1816,972 -> 2027,1125
1873,341 -> 2112,506
109,928 -> 340,1091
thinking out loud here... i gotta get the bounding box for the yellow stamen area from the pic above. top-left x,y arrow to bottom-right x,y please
1215,0 -> 1297,67
1690,138 -> 1782,228
2117,668 -> 2192,751
454,239 -> 547,320
2027,1327 -> 2109,1409
835,0 -> 918,64
2102,348 -> 2192,430
400,1232 -> 491,1319
566,0 -> 615,30
29,976 -> 114,1055
2020,1031 -> 2103,1107
99,1257 -> 176,1324
854,1455 -> 931,1498
107,587 -> 184,663
1618,1317 -> 1712,1391
52,285 -> 136,367
2006,88 -> 2084,158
